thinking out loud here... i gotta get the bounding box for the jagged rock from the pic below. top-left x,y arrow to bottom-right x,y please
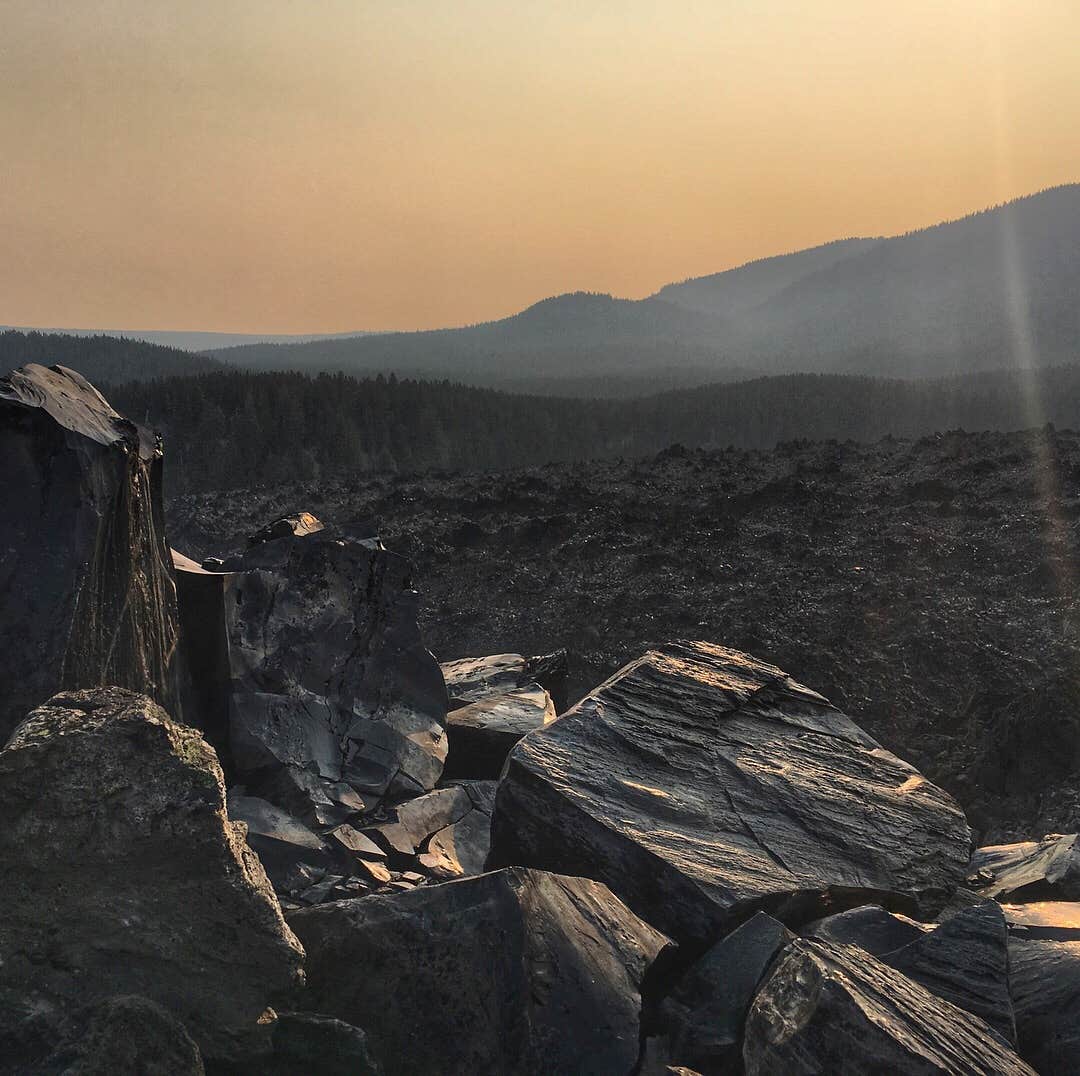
802,904 -> 927,955
489,642 -> 972,947
0,364 -> 180,742
0,995 -> 204,1076
1001,901 -> 1080,939
1010,931 -> 1080,1074
227,791 -> 339,889
224,526 -> 448,811
288,867 -> 668,1075
881,902 -> 1016,1044
0,689 -> 304,1060
248,511 -> 325,545
655,912 -> 794,1073
265,1012 -> 381,1076
172,550 -> 233,766
441,649 -> 569,713
744,940 -> 1036,1075
443,685 -> 557,779
969,833 -> 1080,901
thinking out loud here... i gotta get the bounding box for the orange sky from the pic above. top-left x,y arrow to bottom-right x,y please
2,1 -> 1078,333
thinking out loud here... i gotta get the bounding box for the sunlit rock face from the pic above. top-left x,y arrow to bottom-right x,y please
489,641 -> 973,948
0,364 -> 180,742
968,833 -> 1080,902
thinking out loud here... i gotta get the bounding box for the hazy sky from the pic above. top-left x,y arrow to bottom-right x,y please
2,1 -> 1078,332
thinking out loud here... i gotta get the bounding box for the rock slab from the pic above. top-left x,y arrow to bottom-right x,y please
288,867 -> 669,1075
0,688 -> 304,1060
969,833 -> 1080,901
489,641 -> 972,947
0,364 -> 180,742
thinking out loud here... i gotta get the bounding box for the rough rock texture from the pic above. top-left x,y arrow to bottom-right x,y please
443,684 -> 557,779
489,642 -> 972,947
0,995 -> 204,1076
1009,932 -> 1080,1074
802,904 -> 927,955
744,940 -> 1036,1075
0,688 -> 304,1060
969,833 -> 1080,901
655,912 -> 794,1074
223,526 -> 448,813
881,902 -> 1016,1045
0,364 -> 180,742
288,867 -> 669,1075
265,1012 -> 381,1076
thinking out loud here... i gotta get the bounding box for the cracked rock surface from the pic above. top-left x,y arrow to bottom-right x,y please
489,641 -> 972,948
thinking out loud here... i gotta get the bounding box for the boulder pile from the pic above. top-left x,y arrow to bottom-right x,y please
0,363 -> 1076,1073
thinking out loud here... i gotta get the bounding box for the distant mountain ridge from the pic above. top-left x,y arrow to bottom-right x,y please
201,183 -> 1080,393
1,327 -> 379,352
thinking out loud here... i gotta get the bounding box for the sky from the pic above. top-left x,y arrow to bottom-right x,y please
2,1 -> 1079,333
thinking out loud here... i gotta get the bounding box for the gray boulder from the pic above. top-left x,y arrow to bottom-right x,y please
744,940 -> 1036,1075
0,364 -> 180,742
442,649 -> 569,713
489,642 -> 972,947
444,684 -> 557,779
881,902 -> 1016,1045
655,912 -> 794,1073
0,688 -> 304,1061
1010,929 -> 1080,1074
969,833 -> 1080,901
266,1012 -> 381,1076
802,904 -> 927,955
224,526 -> 448,813
288,867 -> 669,1075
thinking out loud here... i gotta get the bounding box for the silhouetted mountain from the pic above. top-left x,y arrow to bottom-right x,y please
656,237 -> 880,317
205,185 -> 1080,392
207,292 -> 742,392
692,184 -> 1080,377
0,330 -> 224,383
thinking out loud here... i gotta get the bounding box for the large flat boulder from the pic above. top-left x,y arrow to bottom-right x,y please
0,688 -> 304,1061
0,364 -> 180,742
744,940 -> 1036,1075
287,867 -> 669,1074
489,642 -> 972,947
969,833 -> 1080,901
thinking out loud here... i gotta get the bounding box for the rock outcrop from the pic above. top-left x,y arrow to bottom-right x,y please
0,364 -> 180,742
222,522 -> 448,815
489,642 -> 972,947
803,904 -> 927,955
288,867 -> 669,1075
0,688 -> 304,1061
744,940 -> 1036,1074
969,833 -> 1080,901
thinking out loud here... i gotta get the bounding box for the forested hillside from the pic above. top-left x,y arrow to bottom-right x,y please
106,365 -> 1080,493
0,331 -> 223,383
